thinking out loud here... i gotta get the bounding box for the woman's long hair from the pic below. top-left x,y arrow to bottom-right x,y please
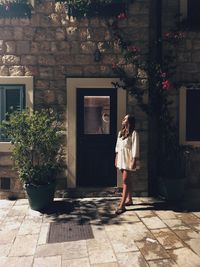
120,114 -> 136,139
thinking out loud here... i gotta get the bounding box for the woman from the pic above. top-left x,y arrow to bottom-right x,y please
115,114 -> 140,215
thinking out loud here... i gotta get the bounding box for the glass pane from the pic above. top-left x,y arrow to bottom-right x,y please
6,89 -> 21,115
84,96 -> 110,134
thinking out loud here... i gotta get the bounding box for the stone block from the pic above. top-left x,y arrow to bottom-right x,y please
24,66 -> 39,76
38,55 -> 55,66
5,41 -> 15,53
56,28 -> 66,40
14,27 -> 23,40
0,66 -> 9,76
16,41 -> 30,54
2,55 -> 20,65
9,66 -> 24,76
21,55 -> 37,65
80,41 -> 96,54
0,154 -> 13,166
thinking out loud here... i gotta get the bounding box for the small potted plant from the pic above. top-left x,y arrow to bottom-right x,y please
158,137 -> 192,201
1,109 -> 63,211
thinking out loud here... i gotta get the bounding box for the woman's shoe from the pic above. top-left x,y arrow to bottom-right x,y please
125,201 -> 133,206
115,207 -> 126,215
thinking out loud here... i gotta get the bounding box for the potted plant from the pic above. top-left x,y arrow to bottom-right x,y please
1,109 -> 63,211
158,142 -> 191,201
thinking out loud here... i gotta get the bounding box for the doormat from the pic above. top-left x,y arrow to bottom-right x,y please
47,221 -> 94,243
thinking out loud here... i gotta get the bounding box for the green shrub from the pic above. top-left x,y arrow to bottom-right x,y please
1,109 -> 63,186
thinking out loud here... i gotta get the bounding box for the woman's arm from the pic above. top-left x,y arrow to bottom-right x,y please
130,131 -> 140,169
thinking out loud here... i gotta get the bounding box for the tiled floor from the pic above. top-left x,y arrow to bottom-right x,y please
0,197 -> 200,267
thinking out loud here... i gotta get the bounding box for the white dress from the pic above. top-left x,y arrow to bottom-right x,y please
115,130 -> 140,171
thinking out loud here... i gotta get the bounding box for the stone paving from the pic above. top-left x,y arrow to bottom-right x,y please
0,197 -> 200,267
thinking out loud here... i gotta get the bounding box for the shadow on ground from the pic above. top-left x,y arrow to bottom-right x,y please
39,197 -> 199,225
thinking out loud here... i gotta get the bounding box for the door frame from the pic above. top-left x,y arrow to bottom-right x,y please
66,78 -> 126,188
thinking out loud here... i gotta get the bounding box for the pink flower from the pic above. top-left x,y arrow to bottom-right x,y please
160,72 -> 166,78
112,63 -> 118,69
117,12 -> 127,20
162,80 -> 171,90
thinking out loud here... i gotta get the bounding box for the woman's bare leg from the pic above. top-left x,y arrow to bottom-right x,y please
126,176 -> 133,204
119,170 -> 130,209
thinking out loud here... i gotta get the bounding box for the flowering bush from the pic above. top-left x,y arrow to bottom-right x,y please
109,13 -> 191,179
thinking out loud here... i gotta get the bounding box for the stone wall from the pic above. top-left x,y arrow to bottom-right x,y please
0,0 -> 150,198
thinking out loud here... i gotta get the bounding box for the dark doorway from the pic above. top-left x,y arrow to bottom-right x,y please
77,88 -> 117,187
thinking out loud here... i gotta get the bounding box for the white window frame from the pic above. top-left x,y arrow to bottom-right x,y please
179,86 -> 200,147
0,76 -> 33,152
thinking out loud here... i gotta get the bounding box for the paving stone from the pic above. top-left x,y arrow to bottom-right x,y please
87,238 -> 116,264
0,256 -> 33,267
116,251 -> 148,267
18,220 -> 42,235
172,227 -> 200,240
91,263 -> 119,267
162,219 -> 186,228
38,223 -> 50,245
125,222 -> 153,241
134,210 -> 155,218
141,216 -> 167,229
35,243 -> 63,257
136,239 -> 170,261
185,238 -> 200,256
191,223 -> 200,232
168,247 -> 200,267
2,216 -> 24,230
0,200 -> 15,209
0,229 -> 18,245
14,199 -> 29,206
155,211 -> 177,220
147,259 -> 178,267
176,213 -> 200,225
33,256 -> 61,267
62,257 -> 90,267
0,244 -> 11,257
193,212 -> 200,219
0,210 -> 9,221
9,234 -> 38,256
7,205 -> 29,217
62,240 -> 88,260
151,228 -> 183,249
107,230 -> 139,253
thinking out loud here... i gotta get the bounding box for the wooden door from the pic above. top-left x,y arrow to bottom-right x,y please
77,88 -> 117,187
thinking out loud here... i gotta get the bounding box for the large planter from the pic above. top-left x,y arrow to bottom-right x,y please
158,177 -> 186,202
25,182 -> 56,211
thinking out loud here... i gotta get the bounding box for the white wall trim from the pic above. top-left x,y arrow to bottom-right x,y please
66,78 -> 126,188
0,76 -> 34,152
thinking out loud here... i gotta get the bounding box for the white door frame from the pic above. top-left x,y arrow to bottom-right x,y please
66,78 -> 126,188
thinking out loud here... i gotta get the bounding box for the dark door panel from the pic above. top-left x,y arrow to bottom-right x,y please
77,88 -> 117,187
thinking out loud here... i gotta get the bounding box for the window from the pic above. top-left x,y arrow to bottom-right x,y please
0,85 -> 25,141
0,76 -> 33,151
179,86 -> 200,146
180,0 -> 200,29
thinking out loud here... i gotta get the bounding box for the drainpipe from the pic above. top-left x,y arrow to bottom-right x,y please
148,0 -> 163,196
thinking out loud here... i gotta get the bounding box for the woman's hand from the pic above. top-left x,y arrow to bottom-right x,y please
115,153 -> 118,168
129,158 -> 136,169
